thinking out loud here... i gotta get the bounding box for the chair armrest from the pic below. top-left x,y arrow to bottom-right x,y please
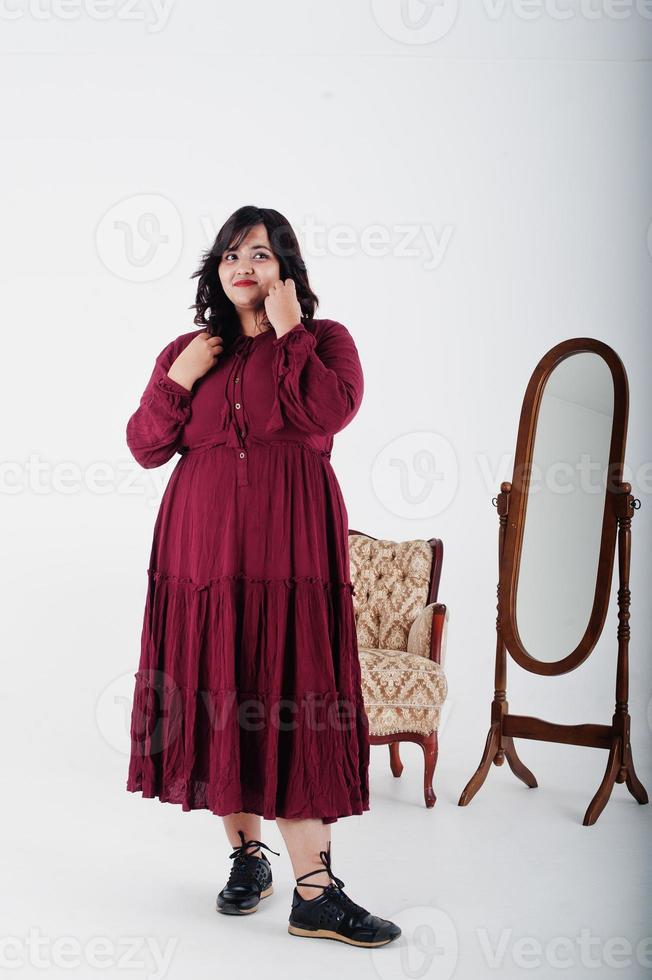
407,602 -> 449,667
430,604 -> 448,668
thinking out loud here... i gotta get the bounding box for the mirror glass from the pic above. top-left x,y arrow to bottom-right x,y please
515,352 -> 614,662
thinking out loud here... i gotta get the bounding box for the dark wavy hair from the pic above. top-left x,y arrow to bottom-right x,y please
190,205 -> 319,349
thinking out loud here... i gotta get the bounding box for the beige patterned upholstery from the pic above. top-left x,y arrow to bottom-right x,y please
349,534 -> 449,740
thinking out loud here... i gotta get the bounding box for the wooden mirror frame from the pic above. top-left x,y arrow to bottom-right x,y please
458,337 -> 648,824
501,337 -> 628,675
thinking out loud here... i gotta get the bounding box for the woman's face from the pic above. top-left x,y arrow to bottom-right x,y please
218,223 -> 281,315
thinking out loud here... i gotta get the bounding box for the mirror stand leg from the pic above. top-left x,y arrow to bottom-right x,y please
458,720 -> 501,805
460,483 -> 532,808
502,735 -> 538,788
623,750 -> 648,805
583,737 -> 622,826
584,712 -> 648,824
620,714 -> 648,805
584,489 -> 649,823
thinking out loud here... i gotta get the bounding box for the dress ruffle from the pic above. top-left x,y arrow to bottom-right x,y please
126,570 -> 370,823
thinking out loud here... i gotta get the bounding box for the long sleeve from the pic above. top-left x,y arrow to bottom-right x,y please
265,320 -> 364,437
126,338 -> 194,469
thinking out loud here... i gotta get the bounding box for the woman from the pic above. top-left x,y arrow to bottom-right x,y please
125,205 -> 401,948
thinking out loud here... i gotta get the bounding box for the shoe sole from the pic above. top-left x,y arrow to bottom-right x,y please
287,923 -> 400,947
216,884 -> 273,915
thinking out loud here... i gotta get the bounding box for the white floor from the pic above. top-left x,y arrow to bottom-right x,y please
4,732 -> 651,980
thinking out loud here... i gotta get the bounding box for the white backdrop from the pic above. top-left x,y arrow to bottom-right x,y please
2,2 -> 651,977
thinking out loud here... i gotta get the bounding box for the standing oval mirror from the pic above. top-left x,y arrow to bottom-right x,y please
500,339 -> 627,675
459,338 -> 648,825
515,352 -> 614,664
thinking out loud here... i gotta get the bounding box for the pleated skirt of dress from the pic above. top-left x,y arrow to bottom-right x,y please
126,439 -> 370,824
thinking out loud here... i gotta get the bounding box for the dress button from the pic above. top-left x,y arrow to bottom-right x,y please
234,377 -> 239,383
235,402 -> 241,409
239,451 -> 245,458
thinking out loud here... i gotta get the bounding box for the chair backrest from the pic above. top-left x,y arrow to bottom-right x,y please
348,531 -> 443,652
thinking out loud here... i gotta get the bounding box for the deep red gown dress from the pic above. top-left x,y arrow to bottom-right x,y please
125,318 -> 370,824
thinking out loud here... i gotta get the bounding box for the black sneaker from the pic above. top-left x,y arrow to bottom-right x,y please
216,829 -> 280,915
288,842 -> 401,947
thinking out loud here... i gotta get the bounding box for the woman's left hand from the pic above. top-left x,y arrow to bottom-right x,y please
264,279 -> 303,338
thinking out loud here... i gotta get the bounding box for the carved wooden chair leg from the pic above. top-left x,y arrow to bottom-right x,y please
583,737 -> 621,826
503,735 -> 538,788
418,731 -> 438,808
458,721 -> 501,806
389,741 -> 403,777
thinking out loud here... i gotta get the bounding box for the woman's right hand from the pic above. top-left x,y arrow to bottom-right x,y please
167,331 -> 224,391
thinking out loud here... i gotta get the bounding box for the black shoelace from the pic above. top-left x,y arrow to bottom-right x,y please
226,829 -> 280,887
295,841 -> 367,916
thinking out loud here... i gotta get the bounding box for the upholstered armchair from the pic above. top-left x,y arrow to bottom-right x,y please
348,532 -> 449,808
